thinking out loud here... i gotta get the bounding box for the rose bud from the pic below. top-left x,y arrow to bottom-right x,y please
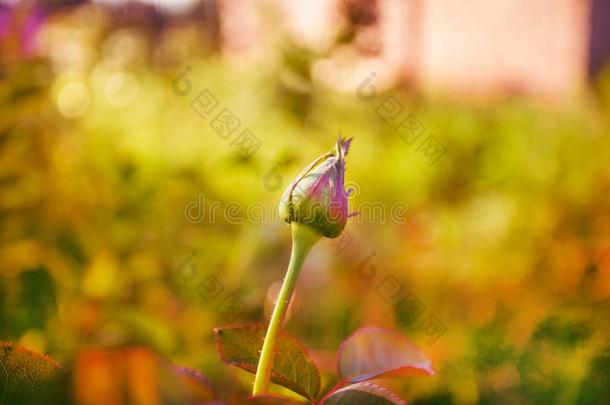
279,137 -> 353,238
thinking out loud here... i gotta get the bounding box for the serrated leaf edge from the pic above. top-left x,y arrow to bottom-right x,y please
213,323 -> 321,400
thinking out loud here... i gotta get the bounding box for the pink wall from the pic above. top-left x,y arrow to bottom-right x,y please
412,0 -> 591,97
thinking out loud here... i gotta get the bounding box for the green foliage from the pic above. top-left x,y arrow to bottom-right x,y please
15,267 -> 57,333
0,267 -> 56,338
575,345 -> 610,405
532,315 -> 593,348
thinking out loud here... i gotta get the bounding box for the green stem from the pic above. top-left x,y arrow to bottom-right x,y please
252,223 -> 321,396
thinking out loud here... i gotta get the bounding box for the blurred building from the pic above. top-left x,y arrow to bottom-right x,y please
225,0 -> 610,99
3,0 -> 609,99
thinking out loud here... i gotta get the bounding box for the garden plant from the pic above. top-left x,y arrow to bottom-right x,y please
0,138 -> 434,404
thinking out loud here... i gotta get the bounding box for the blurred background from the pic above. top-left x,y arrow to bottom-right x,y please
2,0 -> 610,403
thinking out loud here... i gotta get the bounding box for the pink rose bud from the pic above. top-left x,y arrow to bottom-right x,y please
279,137 -> 353,238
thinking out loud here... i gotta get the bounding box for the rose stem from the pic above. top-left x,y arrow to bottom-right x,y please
252,222 -> 321,396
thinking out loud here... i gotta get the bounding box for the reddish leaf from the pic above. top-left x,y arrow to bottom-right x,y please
0,342 -> 63,403
338,326 -> 434,382
174,365 -> 218,403
214,323 -> 320,400
321,382 -> 406,405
